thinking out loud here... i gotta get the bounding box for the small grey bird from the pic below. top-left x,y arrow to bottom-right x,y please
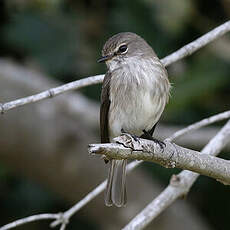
98,32 -> 171,207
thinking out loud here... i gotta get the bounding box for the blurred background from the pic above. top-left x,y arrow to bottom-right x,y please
0,0 -> 229,229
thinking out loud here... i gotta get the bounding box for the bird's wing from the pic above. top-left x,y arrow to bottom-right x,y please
100,71 -> 112,143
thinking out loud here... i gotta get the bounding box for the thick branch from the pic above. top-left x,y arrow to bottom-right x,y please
89,134 -> 230,185
1,20 -> 229,113
123,119 -> 230,230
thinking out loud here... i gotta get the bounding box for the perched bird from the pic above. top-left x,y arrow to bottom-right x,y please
98,32 -> 171,207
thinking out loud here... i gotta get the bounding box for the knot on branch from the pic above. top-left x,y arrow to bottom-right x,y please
169,174 -> 191,197
48,89 -> 55,98
50,212 -> 69,228
170,174 -> 181,186
161,142 -> 178,168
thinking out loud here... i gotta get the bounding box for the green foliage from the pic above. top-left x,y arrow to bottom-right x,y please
166,55 -> 230,123
3,10 -> 81,79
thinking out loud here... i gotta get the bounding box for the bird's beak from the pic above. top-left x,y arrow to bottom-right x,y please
97,54 -> 113,63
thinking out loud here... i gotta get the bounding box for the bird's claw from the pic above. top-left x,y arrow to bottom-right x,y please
115,130 -> 142,151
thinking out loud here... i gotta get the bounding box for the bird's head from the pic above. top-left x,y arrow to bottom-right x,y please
98,32 -> 155,70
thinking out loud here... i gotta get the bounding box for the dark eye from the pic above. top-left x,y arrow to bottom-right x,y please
118,44 -> 128,54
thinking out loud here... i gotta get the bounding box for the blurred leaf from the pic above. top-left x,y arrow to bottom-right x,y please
165,55 -> 230,123
3,10 -> 81,79
144,0 -> 194,35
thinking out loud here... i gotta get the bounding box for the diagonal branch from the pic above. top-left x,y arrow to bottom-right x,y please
122,119 -> 230,230
0,74 -> 104,114
161,20 -> 230,66
166,110 -> 230,141
0,20 -> 229,114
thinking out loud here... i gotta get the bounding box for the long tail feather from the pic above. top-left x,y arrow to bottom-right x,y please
105,159 -> 127,207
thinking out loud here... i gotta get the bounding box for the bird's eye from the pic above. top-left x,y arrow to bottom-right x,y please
118,44 -> 128,54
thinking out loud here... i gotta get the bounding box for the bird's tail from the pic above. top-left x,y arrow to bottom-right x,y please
105,159 -> 127,207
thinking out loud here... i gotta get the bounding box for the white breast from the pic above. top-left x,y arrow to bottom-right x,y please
108,57 -> 170,140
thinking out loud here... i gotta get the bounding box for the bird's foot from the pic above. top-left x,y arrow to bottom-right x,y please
140,130 -> 154,140
101,155 -> 110,164
114,129 -> 142,151
151,138 -> 166,150
141,130 -> 165,150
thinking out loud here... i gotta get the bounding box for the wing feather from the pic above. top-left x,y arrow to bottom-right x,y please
100,72 -> 112,143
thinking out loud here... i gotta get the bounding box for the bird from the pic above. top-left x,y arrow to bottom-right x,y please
98,32 -> 171,207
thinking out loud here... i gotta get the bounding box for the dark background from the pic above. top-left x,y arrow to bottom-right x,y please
0,0 -> 229,229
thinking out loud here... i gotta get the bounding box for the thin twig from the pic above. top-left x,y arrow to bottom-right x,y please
0,21 -> 229,114
166,110 -> 230,141
60,223 -> 67,230
161,20 -> 230,66
50,161 -> 139,228
0,214 -> 60,230
123,119 -> 230,230
0,74 -> 103,114
50,180 -> 106,228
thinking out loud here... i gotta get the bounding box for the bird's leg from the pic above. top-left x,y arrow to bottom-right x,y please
140,129 -> 154,140
103,156 -> 110,164
140,129 -> 166,149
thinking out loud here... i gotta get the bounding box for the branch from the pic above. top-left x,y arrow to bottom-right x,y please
157,125 -> 230,151
49,160 -> 140,228
166,110 -> 230,141
0,161 -> 141,230
0,59 -> 99,126
1,21 -> 230,230
0,214 -> 60,230
122,119 -> 230,230
0,74 -> 104,114
49,181 -> 106,228
49,109 -> 230,228
1,20 -> 229,113
89,134 -> 230,185
161,20 -> 230,66
1,111 -> 229,230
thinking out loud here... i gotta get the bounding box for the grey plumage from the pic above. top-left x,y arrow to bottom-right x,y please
99,32 -> 171,207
